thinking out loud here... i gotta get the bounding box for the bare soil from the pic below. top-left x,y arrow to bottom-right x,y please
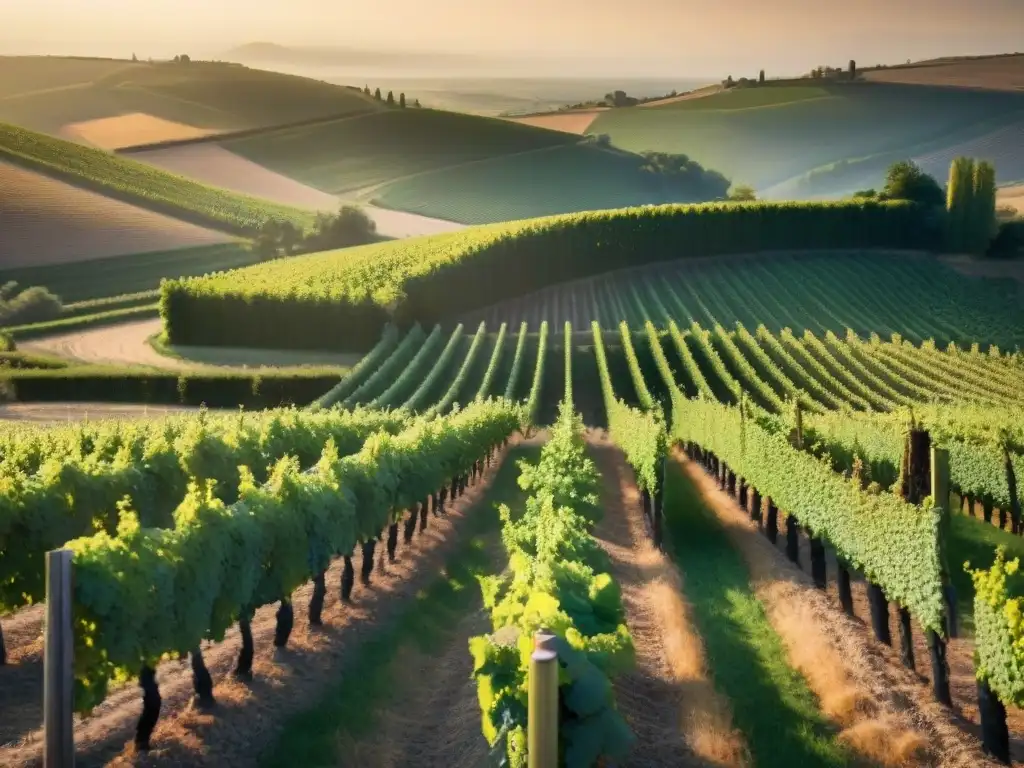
0,403 -> 210,423
588,433 -> 744,767
639,85 -> 725,108
0,162 -> 230,268
504,111 -> 604,135
688,452 -> 1021,765
62,114 -> 219,151
0,439 -> 520,767
863,56 -> 1024,91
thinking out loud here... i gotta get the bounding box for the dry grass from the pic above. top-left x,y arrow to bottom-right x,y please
0,161 -> 230,268
61,113 -> 218,150
678,451 -> 994,768
590,435 -> 748,767
863,55 -> 1024,91
503,111 -> 604,134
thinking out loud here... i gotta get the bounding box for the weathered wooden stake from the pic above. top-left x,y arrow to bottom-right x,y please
766,500 -> 778,544
808,533 -> 826,589
341,554 -> 354,602
44,549 -> 73,768
387,522 -> 399,562
983,500 -> 994,525
977,678 -> 1010,763
528,630 -> 559,768
837,564 -> 854,616
750,489 -> 763,525
785,514 -> 800,565
928,629 -> 952,706
867,582 -> 891,645
897,607 -> 915,670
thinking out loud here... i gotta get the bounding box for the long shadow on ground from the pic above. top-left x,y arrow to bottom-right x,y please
663,460 -> 851,768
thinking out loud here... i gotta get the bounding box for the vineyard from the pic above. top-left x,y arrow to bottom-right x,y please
5,295 -> 1024,764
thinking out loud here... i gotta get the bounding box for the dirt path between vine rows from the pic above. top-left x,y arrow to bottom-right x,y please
0,438 -> 521,767
588,433 -> 747,767
680,451 -> 999,768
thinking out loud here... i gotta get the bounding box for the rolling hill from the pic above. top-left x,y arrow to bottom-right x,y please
0,56 -> 381,143
862,53 -> 1024,91
588,81 -> 1024,196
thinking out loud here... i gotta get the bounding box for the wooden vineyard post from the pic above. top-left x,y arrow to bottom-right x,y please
529,630 -> 559,768
766,499 -> 778,544
929,446 -> 953,704
44,549 -> 74,768
977,679 -> 1011,763
808,531 -> 826,590
785,514 -> 800,565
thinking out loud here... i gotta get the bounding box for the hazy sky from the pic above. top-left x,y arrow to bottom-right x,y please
3,0 -> 1023,77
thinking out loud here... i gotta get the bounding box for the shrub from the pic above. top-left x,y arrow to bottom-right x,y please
0,332 -> 15,352
880,160 -> 944,208
0,283 -> 62,326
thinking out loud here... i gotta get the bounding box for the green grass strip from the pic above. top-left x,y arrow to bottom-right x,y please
663,460 -> 852,768
261,444 -> 540,768
949,511 -> 1024,636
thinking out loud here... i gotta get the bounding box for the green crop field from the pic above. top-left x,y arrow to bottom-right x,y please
654,84 -> 831,111
590,82 -> 1024,194
224,107 -> 577,193
373,143 -> 720,224
0,57 -> 380,137
0,121 -> 312,233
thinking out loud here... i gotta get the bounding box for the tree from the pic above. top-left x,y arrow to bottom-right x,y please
306,205 -> 377,251
728,184 -> 757,201
179,54 -> 191,64
374,87 -> 382,101
970,160 -> 997,253
880,160 -> 944,207
364,85 -> 371,96
849,59 -> 857,79
173,55 -> 180,63
759,69 -> 765,84
386,90 -> 395,106
399,92 -> 406,108
946,157 -> 976,251
414,98 -> 421,108
132,53 -> 138,62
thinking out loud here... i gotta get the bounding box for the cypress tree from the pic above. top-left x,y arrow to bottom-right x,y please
759,69 -> 765,84
399,92 -> 406,108
386,90 -> 395,105
374,87 -> 382,100
970,160 -> 997,254
946,157 -> 975,252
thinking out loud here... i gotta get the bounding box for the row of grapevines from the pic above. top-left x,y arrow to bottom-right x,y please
503,322 -> 530,401
842,330 -> 941,403
312,325 -> 400,409
665,321 -> 716,400
774,328 -> 876,411
710,324 -> 789,414
818,330 -> 913,408
915,340 -> 1022,402
342,324 -> 427,408
687,323 -> 742,403
475,322 -> 508,401
70,399 -> 521,711
872,334 -> 1005,406
802,407 -> 1024,511
730,323 -> 820,413
426,322 -> 488,417
593,322 -> 666,494
750,325 -> 851,411
469,402 -> 634,767
669,389 -> 947,633
0,407 -> 410,615
403,324 -> 468,412
525,322 -> 549,424
367,325 -> 448,409
967,550 -> 1024,708
617,322 -> 655,410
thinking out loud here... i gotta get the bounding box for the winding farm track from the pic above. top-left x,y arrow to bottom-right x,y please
0,439 -> 521,767
0,403 -> 208,423
22,318 -> 193,370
